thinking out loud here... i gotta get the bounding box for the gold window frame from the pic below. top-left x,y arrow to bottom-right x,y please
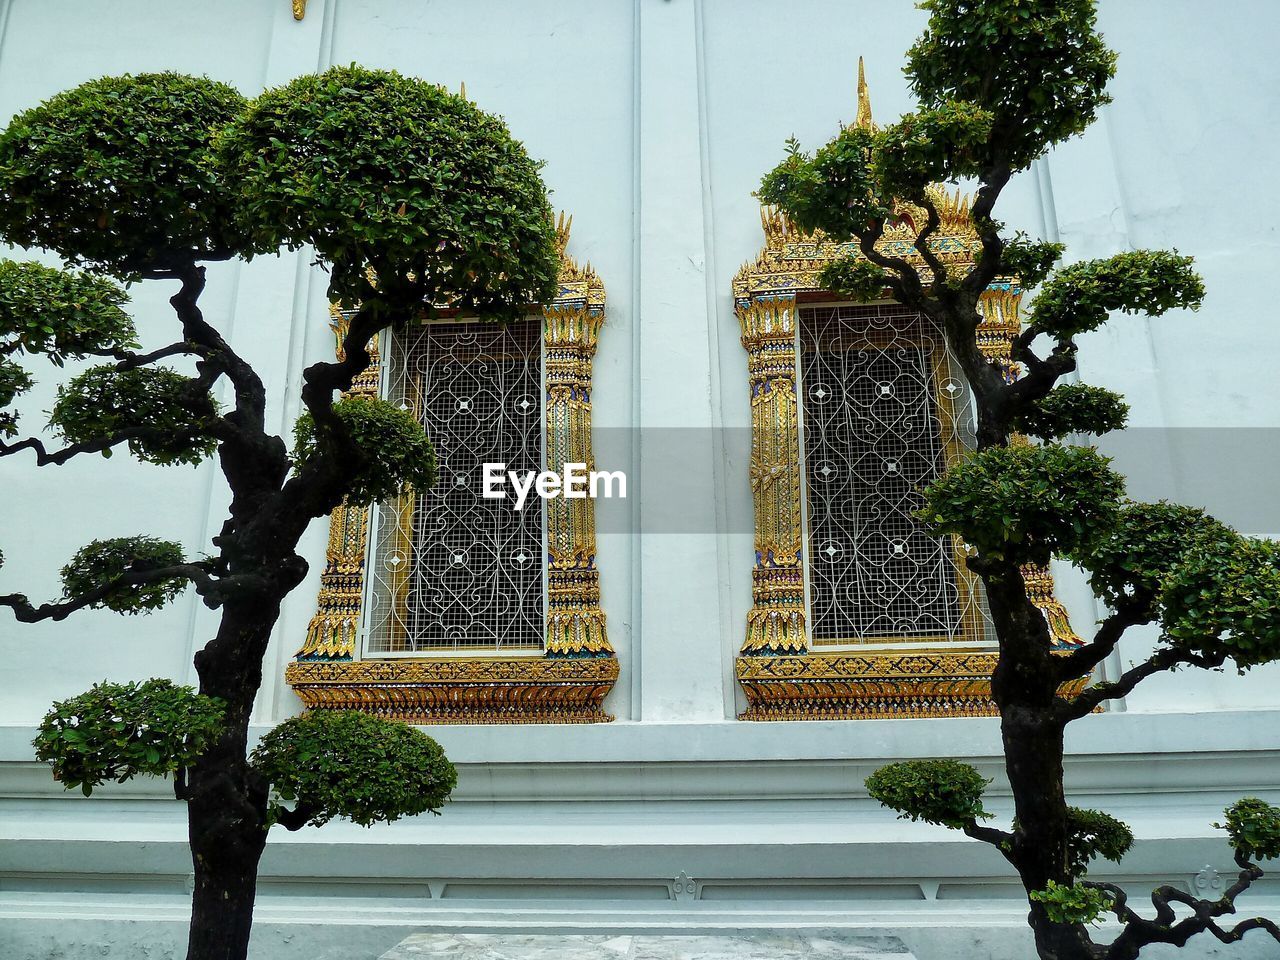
286,217 -> 619,723
732,69 -> 1086,720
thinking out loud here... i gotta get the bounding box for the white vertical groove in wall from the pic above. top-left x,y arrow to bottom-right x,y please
256,0 -> 337,722
0,0 -> 14,68
692,0 -> 738,721
627,0 -> 645,719
634,0 -> 727,721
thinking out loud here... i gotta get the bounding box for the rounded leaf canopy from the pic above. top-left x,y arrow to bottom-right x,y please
1161,536 -> 1280,669
1011,383 -> 1130,442
1076,501 -> 1237,616
32,678 -> 224,795
1028,251 -> 1205,340
871,101 -> 994,196
50,365 -> 220,467
866,759 -> 992,830
0,74 -> 248,277
0,260 -> 136,365
293,395 -> 437,505
251,710 -> 457,828
60,536 -> 188,614
1065,806 -> 1133,876
906,0 -> 1118,169
920,443 -> 1125,565
1217,797 -> 1280,862
1030,881 -> 1114,927
216,65 -> 560,316
758,126 -> 892,242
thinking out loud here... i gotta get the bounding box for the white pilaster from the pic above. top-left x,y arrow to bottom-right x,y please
633,0 -> 727,720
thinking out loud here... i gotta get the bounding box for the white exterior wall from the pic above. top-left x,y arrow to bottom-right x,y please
2,2 -> 1280,956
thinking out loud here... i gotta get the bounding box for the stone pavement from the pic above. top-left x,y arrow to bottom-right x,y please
379,933 -> 917,960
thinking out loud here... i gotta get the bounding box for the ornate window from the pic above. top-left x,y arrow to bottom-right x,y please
733,67 -> 1085,721
286,218 -> 619,723
364,319 -> 546,655
798,303 -> 989,646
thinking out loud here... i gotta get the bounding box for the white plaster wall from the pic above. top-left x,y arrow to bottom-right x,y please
0,0 -> 1278,729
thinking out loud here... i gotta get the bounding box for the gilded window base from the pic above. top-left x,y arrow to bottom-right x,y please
735,651 -> 1091,721
732,61 -> 1084,720
286,657 -> 619,724
289,214 -> 617,723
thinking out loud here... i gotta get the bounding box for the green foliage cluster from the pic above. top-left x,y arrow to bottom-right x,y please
293,395 -> 437,505
32,679 -> 224,795
0,359 -> 33,437
251,710 -> 457,828
1075,501 -> 1236,615
60,536 -> 188,613
865,759 -> 992,830
1011,383 -> 1129,441
1065,807 -> 1134,876
906,0 -> 1117,170
1161,537 -> 1280,668
216,65 -> 559,314
1215,798 -> 1280,862
0,74 -> 247,277
50,366 -> 219,466
1029,251 -> 1205,340
1001,233 -> 1066,288
1030,880 -> 1113,926
0,260 -> 136,364
920,444 -> 1125,564
817,256 -> 890,302
761,0 -> 1118,242
872,101 -> 994,196
758,127 -> 891,241
760,1 -> 1119,245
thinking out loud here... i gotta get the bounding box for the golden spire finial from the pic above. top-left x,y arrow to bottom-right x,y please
855,56 -> 875,130
554,211 -> 573,258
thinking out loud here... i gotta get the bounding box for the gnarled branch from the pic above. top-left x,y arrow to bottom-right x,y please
0,561 -> 242,622
1061,646 -> 1228,721
960,164 -> 1013,298
273,801 -> 322,832
1053,601 -> 1149,684
1093,849 -> 1280,958
85,340 -> 212,370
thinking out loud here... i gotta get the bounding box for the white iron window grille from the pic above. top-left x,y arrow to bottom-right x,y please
364,319 -> 545,654
798,303 -> 992,645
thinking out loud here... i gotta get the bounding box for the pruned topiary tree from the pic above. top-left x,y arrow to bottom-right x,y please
757,2 -> 1280,958
0,67 -> 558,960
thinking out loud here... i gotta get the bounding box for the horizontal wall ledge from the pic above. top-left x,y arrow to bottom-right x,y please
2,709 -> 1279,806
3,706 -> 1279,765
0,797 -> 1272,885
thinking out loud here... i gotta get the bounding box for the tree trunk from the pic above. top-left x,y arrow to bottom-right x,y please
185,600 -> 277,960
184,730 -> 269,960
983,563 -> 1104,960
1002,709 -> 1102,960
186,825 -> 265,960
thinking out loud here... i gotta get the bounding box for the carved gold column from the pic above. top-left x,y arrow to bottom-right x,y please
293,311 -> 380,661
739,296 -> 808,654
979,283 -> 1082,648
542,303 -> 612,657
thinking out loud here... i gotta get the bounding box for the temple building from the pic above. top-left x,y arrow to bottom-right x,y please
2,1 -> 1279,958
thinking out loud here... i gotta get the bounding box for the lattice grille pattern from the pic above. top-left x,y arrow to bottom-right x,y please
365,320 -> 545,653
798,304 -> 991,644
